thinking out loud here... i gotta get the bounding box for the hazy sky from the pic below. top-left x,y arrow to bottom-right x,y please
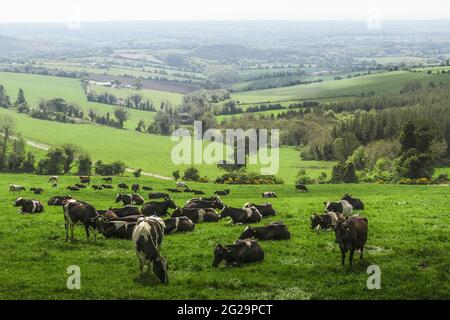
0,0 -> 449,23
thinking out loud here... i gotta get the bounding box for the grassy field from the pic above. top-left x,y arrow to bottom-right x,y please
232,70 -> 450,104
0,173 -> 449,299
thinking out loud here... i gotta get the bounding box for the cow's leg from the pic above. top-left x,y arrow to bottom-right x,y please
65,222 -> 69,241
70,224 -> 75,241
340,247 -> 346,266
349,248 -> 355,268
360,246 -> 364,260
92,228 -> 97,242
85,225 -> 90,241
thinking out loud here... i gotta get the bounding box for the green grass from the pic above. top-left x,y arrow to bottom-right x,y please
232,71 -> 450,104
0,173 -> 449,299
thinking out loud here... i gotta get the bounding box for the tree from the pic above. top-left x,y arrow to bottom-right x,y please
172,170 -> 180,180
62,144 -> 79,174
36,148 -> 66,175
445,123 -> 450,157
7,136 -> 26,171
183,167 -> 200,181
0,85 -> 11,108
14,88 -> 27,107
331,161 -> 345,183
77,154 -> 92,175
343,161 -> 359,183
114,108 -> 129,128
88,109 -> 97,122
133,79 -> 143,90
0,115 -> 16,170
22,152 -> 36,173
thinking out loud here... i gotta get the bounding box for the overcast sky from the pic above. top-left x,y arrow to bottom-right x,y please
0,0 -> 449,23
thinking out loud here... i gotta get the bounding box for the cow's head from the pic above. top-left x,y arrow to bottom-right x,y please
219,206 -> 230,219
310,214 -> 323,229
13,197 -> 24,207
164,198 -> 177,209
212,244 -> 228,267
171,207 -> 182,217
239,226 -> 255,239
213,199 -> 225,210
334,221 -> 350,244
115,194 -> 122,203
324,201 -> 338,213
153,256 -> 168,284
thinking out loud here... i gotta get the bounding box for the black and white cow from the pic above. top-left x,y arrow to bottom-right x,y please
164,217 -> 195,234
47,195 -> 73,206
310,212 -> 345,232
171,207 -> 220,223
242,202 -> 276,217
63,200 -> 100,242
9,184 -> 26,194
341,194 -> 365,210
239,222 -> 291,240
115,194 -> 145,206
97,217 -> 137,240
79,176 -> 91,184
214,189 -> 230,196
220,206 -> 262,224
262,191 -> 277,198
109,206 -> 141,218
14,197 -> 44,214
74,183 -> 87,189
166,188 -> 182,193
102,177 -> 112,183
184,196 -> 224,210
176,182 -> 188,190
118,183 -> 129,190
132,216 -> 168,283
48,176 -> 58,183
141,199 -> 177,217
132,184 -> 140,193
142,186 -> 153,191
149,192 -> 170,199
101,184 -> 114,189
92,185 -> 103,190
212,239 -> 265,268
67,186 -> 80,191
324,200 -> 353,217
30,187 -> 44,194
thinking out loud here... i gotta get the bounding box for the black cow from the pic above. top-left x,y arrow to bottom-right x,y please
212,239 -> 264,267
47,195 -> 73,206
118,183 -> 129,190
79,176 -> 91,184
14,197 -> 44,214
142,186 -> 153,191
214,189 -> 230,196
30,187 -> 44,194
311,212 -> 345,232
192,190 -> 205,195
171,207 -> 220,223
239,222 -> 291,240
165,188 -> 182,193
74,183 -> 86,189
66,186 -> 80,191
220,206 -> 262,224
109,206 -> 141,218
101,184 -> 114,189
334,216 -> 368,267
132,216 -> 168,283
115,194 -> 145,206
149,192 -> 170,199
262,191 -> 277,198
184,196 -> 224,210
341,194 -> 365,210
132,184 -> 140,193
242,203 -> 276,217
141,199 -> 177,217
63,200 -> 100,241
164,217 -> 195,234
296,184 -> 308,192
92,185 -> 103,190
102,177 -> 112,183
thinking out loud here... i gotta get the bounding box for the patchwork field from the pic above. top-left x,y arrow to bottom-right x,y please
1,173 -> 449,299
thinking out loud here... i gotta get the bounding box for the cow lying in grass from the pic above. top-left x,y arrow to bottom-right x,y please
324,200 -> 353,217
242,202 -> 276,217
171,207 -> 220,223
310,212 -> 345,232
30,187 -> 44,194
101,184 -> 114,189
212,239 -> 264,267
115,194 -> 145,206
220,206 -> 262,224
341,194 -> 365,210
97,216 -> 137,240
214,189 -> 230,196
239,222 -> 291,240
47,195 -> 73,206
141,198 -> 177,217
132,216 -> 168,283
14,197 -> 44,214
184,196 -> 224,210
9,184 -> 26,193
149,192 -> 170,199
164,217 -> 195,234
262,191 -> 277,198
108,206 -> 141,218
334,216 -> 368,267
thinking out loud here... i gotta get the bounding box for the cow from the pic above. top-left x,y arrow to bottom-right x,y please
97,210 -> 119,219
171,207 -> 220,223
97,217 -> 137,240
48,176 -> 58,183
212,239 -> 264,268
262,191 -> 277,198
142,186 -> 153,191
14,197 -> 44,214
192,190 -> 205,195
341,194 -> 365,210
296,184 -> 308,192
102,177 -> 112,183
118,183 -> 129,190
334,216 -> 368,267
164,217 -> 195,234
132,216 -> 168,283
115,194 -> 145,206
166,188 -> 182,193
242,203 -> 276,217
310,212 -> 345,232
63,200 -> 100,242
92,185 -> 103,190
220,206 -> 262,224
74,183 -> 86,189
214,189 -> 230,196
149,192 -> 170,199
30,187 -> 44,194
51,183 -> 58,188
79,176 -> 91,184
47,195 -> 73,206
101,184 -> 114,189
176,182 -> 188,190
324,200 -> 353,217
184,196 -> 224,210
141,199 -> 177,217
67,186 -> 80,191
9,184 -> 26,194
109,206 -> 141,218
132,184 -> 140,193
239,222 -> 291,240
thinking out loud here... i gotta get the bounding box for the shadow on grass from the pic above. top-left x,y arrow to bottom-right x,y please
133,272 -> 163,287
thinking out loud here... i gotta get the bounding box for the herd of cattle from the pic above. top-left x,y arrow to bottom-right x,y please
9,176 -> 368,284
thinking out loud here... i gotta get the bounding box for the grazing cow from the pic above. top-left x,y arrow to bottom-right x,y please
109,206 -> 141,218
172,207 -> 220,223
63,200 -> 100,242
341,194 -> 365,210
47,195 -> 73,206
48,176 -> 58,183
242,202 -> 276,217
164,217 -> 195,234
30,187 -> 44,194
334,216 -> 368,267
141,199 -> 177,217
220,206 -> 262,224
239,222 -> 291,240
97,217 -> 136,240
101,184 -> 114,189
75,183 -> 86,189
184,196 -> 224,210
296,184 -> 308,192
212,239 -> 264,268
92,185 -> 103,190
262,191 -> 277,198
310,212 -> 345,232
166,188 -> 182,193
79,176 -> 91,184
118,183 -> 129,190
176,182 -> 188,190
67,186 -> 80,191
102,177 -> 112,183
142,186 -> 153,191
132,216 -> 168,283
52,183 -> 58,188
115,194 -> 145,206
132,184 -> 140,193
192,190 -> 205,195
324,200 -> 353,217
9,184 -> 26,194
214,189 -> 230,196
14,197 -> 44,214
149,192 -> 170,199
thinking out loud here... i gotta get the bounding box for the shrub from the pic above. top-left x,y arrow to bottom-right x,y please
183,167 -> 200,181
